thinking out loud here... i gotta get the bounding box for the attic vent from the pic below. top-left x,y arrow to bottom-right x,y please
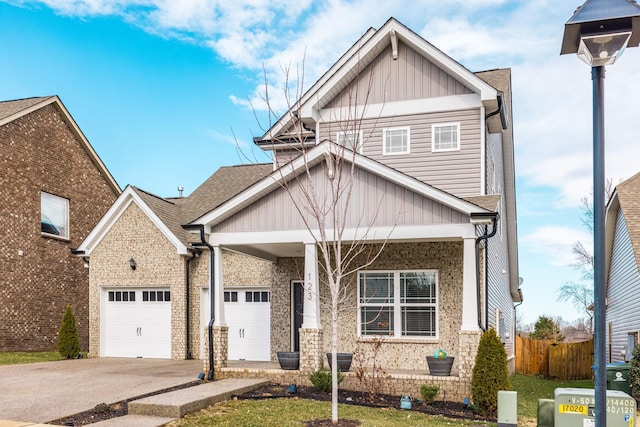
178,186 -> 184,197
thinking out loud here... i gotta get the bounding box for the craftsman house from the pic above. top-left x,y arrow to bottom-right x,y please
605,172 -> 640,362
76,17 -> 520,399
0,96 -> 120,351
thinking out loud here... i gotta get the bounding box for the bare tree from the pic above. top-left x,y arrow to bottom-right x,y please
557,282 -> 594,334
256,59 -> 397,423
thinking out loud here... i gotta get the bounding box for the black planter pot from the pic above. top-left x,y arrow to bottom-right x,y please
277,351 -> 300,370
426,356 -> 454,376
326,352 -> 352,372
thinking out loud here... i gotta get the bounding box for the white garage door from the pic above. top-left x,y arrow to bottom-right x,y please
201,288 -> 270,361
103,288 -> 171,358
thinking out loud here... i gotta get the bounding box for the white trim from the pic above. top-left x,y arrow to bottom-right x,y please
480,107 -> 486,195
357,270 -> 439,339
432,122 -> 461,152
210,223 -> 477,247
382,126 -> 410,155
40,191 -> 69,239
319,95 -> 481,123
76,186 -> 189,255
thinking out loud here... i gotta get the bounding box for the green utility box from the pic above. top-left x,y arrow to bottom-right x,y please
607,363 -> 632,395
554,388 -> 635,427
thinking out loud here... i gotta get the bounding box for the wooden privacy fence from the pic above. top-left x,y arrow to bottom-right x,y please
516,336 -> 594,380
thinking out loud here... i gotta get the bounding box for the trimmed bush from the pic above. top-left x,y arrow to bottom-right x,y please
309,369 -> 343,393
471,328 -> 511,414
420,385 -> 439,403
629,344 -> 640,404
57,304 -> 81,359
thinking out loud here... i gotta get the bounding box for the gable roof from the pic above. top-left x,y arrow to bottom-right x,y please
194,140 -> 494,228
258,17 -> 499,145
606,172 -> 640,283
76,163 -> 272,255
0,96 -> 121,194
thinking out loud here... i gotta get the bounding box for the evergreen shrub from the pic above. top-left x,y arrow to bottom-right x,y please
57,304 -> 81,359
629,344 -> 640,404
471,328 -> 511,414
309,369 -> 343,393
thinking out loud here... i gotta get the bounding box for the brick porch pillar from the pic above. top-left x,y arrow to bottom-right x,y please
458,330 -> 482,397
299,327 -> 323,372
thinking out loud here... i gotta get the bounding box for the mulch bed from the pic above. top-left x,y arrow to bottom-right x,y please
234,383 -> 497,424
51,381 -> 496,426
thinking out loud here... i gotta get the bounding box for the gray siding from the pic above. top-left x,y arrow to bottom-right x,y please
326,40 -> 473,108
214,163 -> 468,233
607,209 -> 640,362
319,109 -> 482,198
484,131 -> 515,356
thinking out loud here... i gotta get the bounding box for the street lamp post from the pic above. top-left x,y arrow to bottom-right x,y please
561,1 -> 640,426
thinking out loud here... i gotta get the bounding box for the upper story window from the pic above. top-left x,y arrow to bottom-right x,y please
383,127 -> 410,155
358,270 -> 438,338
41,192 -> 69,239
432,122 -> 460,152
337,130 -> 363,154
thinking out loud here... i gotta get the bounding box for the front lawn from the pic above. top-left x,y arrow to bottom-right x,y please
168,398 -> 493,427
0,351 -> 64,365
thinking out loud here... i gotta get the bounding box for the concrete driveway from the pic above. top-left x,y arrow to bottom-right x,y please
0,358 -> 203,424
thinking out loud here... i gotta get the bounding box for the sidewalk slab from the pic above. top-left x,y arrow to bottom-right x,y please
85,415 -> 175,427
128,378 -> 269,418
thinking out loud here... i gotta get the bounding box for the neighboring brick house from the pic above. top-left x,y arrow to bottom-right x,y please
0,96 -> 120,351
77,17 -> 520,400
605,172 -> 640,362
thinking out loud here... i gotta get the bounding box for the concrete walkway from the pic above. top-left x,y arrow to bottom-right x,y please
0,358 -> 202,424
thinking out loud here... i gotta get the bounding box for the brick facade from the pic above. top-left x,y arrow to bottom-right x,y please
0,102 -> 118,351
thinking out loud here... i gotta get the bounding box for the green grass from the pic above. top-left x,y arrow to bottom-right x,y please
169,399 -> 494,427
511,373 -> 594,419
0,351 -> 64,365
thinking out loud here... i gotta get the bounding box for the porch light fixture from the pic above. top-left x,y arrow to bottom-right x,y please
129,257 -> 137,271
561,1 -> 640,425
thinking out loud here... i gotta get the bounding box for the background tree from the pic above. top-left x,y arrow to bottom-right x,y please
557,180 -> 614,334
529,315 -> 565,341
57,304 -> 80,358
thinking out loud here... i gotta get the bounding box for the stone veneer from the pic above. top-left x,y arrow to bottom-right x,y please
299,328 -> 323,372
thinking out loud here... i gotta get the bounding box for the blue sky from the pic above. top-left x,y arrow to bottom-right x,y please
2,0 -> 639,326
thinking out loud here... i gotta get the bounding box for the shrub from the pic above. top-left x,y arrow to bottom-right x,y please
57,304 -> 81,359
353,337 -> 389,403
471,328 -> 511,414
309,369 -> 343,393
420,385 -> 439,403
629,344 -> 640,404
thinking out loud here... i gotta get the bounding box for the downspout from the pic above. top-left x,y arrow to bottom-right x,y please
185,248 -> 201,360
183,224 -> 215,381
474,214 -> 498,331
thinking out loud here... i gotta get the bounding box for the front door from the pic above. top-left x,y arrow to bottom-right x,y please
292,281 -> 304,351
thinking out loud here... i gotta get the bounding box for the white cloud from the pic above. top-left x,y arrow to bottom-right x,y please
520,225 -> 592,267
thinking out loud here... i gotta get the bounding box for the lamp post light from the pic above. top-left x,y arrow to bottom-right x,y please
561,1 -> 640,426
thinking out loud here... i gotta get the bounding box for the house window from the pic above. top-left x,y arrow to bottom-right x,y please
383,127 -> 410,155
337,130 -> 363,153
41,192 -> 69,238
224,291 -> 238,302
358,270 -> 437,338
246,291 -> 270,303
432,123 -> 460,152
108,291 -> 135,302
142,290 -> 170,302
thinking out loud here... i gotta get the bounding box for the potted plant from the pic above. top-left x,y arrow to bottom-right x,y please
276,351 -> 300,370
426,349 -> 454,376
325,352 -> 353,372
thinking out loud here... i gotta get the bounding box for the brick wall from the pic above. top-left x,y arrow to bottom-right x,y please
0,103 -> 117,351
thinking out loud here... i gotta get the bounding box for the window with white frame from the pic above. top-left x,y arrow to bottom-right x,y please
41,192 -> 69,239
432,122 -> 460,152
383,127 -> 410,155
358,270 -> 437,338
337,130 -> 363,153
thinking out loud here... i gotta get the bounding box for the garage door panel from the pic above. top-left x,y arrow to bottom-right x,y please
222,289 -> 270,361
103,288 -> 171,359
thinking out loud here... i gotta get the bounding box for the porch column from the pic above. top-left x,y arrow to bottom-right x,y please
212,245 -> 225,326
302,242 -> 321,328
461,237 -> 480,331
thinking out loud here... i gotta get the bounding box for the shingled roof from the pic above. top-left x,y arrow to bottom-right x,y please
131,163 -> 272,246
0,96 -> 53,121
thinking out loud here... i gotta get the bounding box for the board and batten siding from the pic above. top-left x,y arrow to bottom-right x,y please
319,109 -> 482,198
213,163 -> 468,233
607,209 -> 640,362
326,39 -> 473,108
